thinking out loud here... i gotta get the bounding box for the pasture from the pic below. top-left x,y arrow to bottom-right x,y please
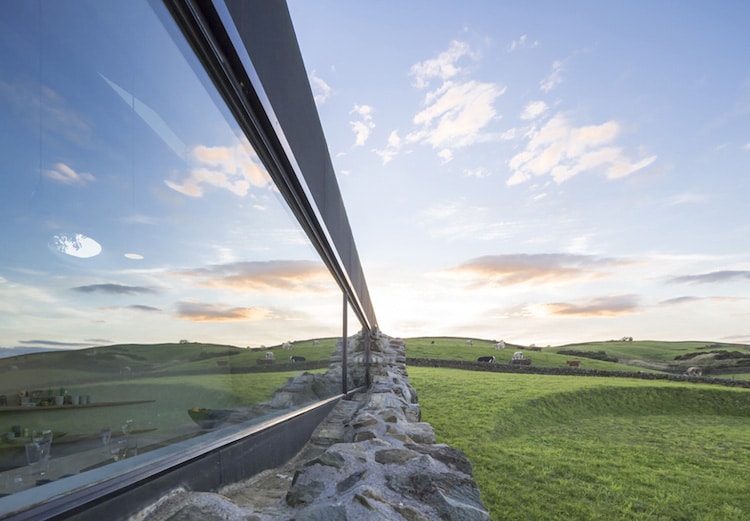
409,367 -> 750,520
404,337 -> 750,376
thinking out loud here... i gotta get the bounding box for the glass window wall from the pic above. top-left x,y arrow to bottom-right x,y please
0,0 -> 349,506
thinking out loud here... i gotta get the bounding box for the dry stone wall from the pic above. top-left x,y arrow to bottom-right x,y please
143,333 -> 491,521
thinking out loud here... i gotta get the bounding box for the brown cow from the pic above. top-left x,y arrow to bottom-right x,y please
567,360 -> 581,367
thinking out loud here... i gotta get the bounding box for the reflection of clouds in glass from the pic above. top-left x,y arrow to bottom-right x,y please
177,260 -> 335,293
0,79 -> 93,148
165,143 -> 271,198
50,233 -> 102,258
176,301 -> 271,322
72,283 -> 156,295
43,162 -> 95,185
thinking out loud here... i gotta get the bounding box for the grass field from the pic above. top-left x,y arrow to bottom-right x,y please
409,367 -> 750,520
404,336 -> 750,376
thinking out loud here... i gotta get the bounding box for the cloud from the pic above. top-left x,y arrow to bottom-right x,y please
542,294 -> 640,317
520,101 -> 549,121
507,34 -> 540,52
350,104 -> 375,146
19,339 -> 95,347
310,71 -> 332,104
659,295 -> 745,306
744,142 -> 750,150
410,40 -> 472,89
463,167 -> 490,178
666,193 -> 710,205
43,163 -> 95,186
165,141 -> 271,198
176,301 -> 272,322
540,60 -> 564,92
408,80 -> 506,150
443,253 -> 632,287
0,79 -> 93,148
668,270 -> 750,285
437,149 -> 453,163
420,201 -> 520,241
374,130 -> 402,165
128,304 -> 162,312
507,113 -> 657,185
176,260 -> 334,293
72,284 -> 157,295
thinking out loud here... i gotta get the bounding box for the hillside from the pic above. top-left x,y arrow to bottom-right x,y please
404,336 -> 750,376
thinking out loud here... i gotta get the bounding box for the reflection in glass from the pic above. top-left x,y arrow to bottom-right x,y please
0,0 -> 344,503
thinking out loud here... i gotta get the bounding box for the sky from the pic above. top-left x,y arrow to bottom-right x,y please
0,2 -> 748,353
286,0 -> 750,345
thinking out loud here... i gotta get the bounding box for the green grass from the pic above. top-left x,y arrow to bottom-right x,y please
404,337 -> 750,374
1,372 -> 307,437
409,367 -> 750,521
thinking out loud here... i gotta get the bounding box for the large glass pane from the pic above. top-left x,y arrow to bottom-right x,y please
0,0 -> 341,502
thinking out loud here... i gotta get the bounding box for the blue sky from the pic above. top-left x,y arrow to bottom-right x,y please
287,0 -> 750,344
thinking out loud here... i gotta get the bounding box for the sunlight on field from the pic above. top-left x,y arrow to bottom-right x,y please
410,367 -> 750,521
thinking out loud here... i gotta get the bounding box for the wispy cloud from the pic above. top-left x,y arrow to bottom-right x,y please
542,294 -> 640,317
540,60 -> 564,92
507,34 -> 539,52
129,304 -> 162,312
668,270 -> 750,285
408,80 -> 506,149
374,130 -> 402,165
350,104 -> 375,146
442,253 -> 633,287
659,295 -> 745,306
410,40 -> 472,89
19,339 -> 95,347
165,141 -> 271,197
463,167 -> 490,178
0,79 -> 93,148
520,101 -> 549,121
43,163 -> 95,186
420,200 -> 520,241
176,301 -> 271,322
72,283 -> 157,295
176,260 -> 335,293
405,41 -> 506,156
666,193 -> 710,205
507,113 -> 657,185
310,71 -> 332,104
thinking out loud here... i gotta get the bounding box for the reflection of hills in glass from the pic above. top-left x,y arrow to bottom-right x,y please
0,340 -> 339,389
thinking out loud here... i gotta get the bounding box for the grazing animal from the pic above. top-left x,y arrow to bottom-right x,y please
465,339 -> 473,346
282,341 -> 293,350
685,366 -> 702,376
495,340 -> 506,350
477,356 -> 495,363
312,339 -> 320,346
290,355 -> 306,363
264,351 -> 275,361
567,360 -> 581,367
512,351 -> 524,361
